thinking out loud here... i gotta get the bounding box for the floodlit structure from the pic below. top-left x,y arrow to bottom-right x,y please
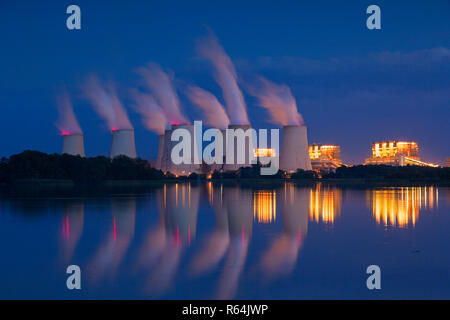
62,133 -> 85,157
110,129 -> 137,159
364,141 -> 438,167
280,125 -> 312,172
309,144 -> 342,172
223,124 -> 254,171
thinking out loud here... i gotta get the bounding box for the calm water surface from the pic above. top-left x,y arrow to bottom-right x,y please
0,183 -> 448,299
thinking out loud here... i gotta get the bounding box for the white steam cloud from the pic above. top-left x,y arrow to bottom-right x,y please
196,31 -> 249,125
56,90 -> 83,135
83,75 -> 133,131
186,86 -> 230,129
130,89 -> 167,135
248,76 -> 303,126
137,63 -> 188,125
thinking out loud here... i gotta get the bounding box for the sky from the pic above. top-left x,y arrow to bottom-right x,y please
0,0 -> 449,164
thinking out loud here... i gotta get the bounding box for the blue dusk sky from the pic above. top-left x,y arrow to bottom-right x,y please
0,0 -> 449,164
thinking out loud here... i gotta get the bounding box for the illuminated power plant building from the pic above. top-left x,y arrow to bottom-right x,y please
364,141 -> 437,167
309,144 -> 342,172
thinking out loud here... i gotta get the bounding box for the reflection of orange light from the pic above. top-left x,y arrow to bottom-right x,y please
369,186 -> 437,228
207,182 -> 213,206
253,190 -> 277,223
309,183 -> 341,224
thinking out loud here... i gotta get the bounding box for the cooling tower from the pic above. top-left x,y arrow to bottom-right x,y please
62,134 -> 85,157
110,129 -> 137,159
167,124 -> 201,176
280,125 -> 312,172
223,124 -> 254,171
155,134 -> 165,170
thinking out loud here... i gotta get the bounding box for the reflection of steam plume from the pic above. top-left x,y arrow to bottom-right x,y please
137,63 -> 188,125
139,183 -> 199,296
248,76 -> 303,126
88,198 -> 136,286
260,184 -> 308,280
215,187 -> 253,300
197,31 -> 249,125
190,183 -> 230,275
187,86 -> 230,129
56,90 -> 82,135
130,89 -> 167,135
83,75 -> 133,130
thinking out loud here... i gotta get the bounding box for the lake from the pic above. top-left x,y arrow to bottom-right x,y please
0,182 -> 448,299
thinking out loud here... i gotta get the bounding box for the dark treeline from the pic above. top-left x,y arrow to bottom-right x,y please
0,151 -> 448,185
0,150 -> 165,184
323,164 -> 450,181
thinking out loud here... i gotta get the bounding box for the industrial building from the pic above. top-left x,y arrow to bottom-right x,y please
308,144 -> 342,172
364,141 -> 438,167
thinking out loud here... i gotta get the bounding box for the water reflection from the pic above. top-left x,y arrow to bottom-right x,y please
39,182 -> 446,299
309,183 -> 341,224
59,199 -> 84,265
88,197 -> 136,284
260,184 -> 308,280
139,183 -> 199,295
253,190 -> 277,223
368,186 -> 438,228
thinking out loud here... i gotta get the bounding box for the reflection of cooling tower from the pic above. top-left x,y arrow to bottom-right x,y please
167,124 -> 201,175
162,183 -> 200,244
111,198 -> 136,237
110,129 -> 137,159
224,187 -> 253,238
280,125 -> 312,172
281,184 -> 309,242
155,134 -> 165,170
224,124 -> 254,171
62,134 -> 85,157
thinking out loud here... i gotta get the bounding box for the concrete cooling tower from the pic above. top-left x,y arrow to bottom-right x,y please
162,124 -> 201,176
223,124 -> 254,172
110,129 -> 137,159
280,125 -> 312,172
62,134 -> 85,157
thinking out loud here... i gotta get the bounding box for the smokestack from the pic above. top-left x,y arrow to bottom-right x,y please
280,125 -> 312,172
110,129 -> 137,159
223,124 -> 254,172
62,133 -> 85,157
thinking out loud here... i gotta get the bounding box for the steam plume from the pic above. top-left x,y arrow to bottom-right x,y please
137,63 -> 188,125
186,86 -> 230,129
196,31 -> 249,125
130,89 -> 167,135
83,75 -> 133,130
248,76 -> 303,126
56,90 -> 83,135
